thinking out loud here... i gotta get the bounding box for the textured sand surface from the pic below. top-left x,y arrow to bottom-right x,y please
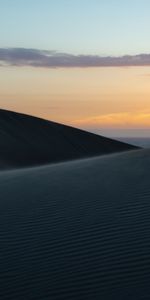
1,148 -> 150,300
0,109 -> 137,169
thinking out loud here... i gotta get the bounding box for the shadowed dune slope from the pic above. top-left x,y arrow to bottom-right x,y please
0,109 -> 137,168
0,149 -> 150,299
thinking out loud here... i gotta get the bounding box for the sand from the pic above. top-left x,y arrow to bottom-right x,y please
1,110 -> 149,300
1,148 -> 150,299
0,109 -> 137,169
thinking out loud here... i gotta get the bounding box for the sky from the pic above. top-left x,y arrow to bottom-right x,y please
1,0 -> 150,137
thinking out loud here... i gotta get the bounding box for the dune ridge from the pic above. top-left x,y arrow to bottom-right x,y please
0,109 -> 137,169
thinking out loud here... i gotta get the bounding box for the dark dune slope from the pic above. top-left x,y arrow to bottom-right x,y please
0,149 -> 150,299
0,109 -> 137,168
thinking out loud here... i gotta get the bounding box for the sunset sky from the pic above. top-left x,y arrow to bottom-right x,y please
1,0 -> 150,137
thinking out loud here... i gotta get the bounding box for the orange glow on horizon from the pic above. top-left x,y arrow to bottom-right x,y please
71,111 -> 150,129
1,66 -> 150,135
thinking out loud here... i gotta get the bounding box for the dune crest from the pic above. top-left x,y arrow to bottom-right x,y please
0,109 -> 137,169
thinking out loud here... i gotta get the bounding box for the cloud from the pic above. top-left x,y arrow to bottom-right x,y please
72,112 -> 150,128
1,48 -> 150,68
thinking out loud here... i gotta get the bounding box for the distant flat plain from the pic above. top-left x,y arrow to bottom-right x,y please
117,137 -> 150,148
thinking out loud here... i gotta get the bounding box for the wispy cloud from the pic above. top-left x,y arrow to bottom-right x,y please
72,112 -> 150,128
1,48 -> 150,68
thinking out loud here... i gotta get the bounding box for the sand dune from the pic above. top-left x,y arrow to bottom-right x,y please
1,148 -> 150,299
0,109 -> 147,299
0,109 -> 137,169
